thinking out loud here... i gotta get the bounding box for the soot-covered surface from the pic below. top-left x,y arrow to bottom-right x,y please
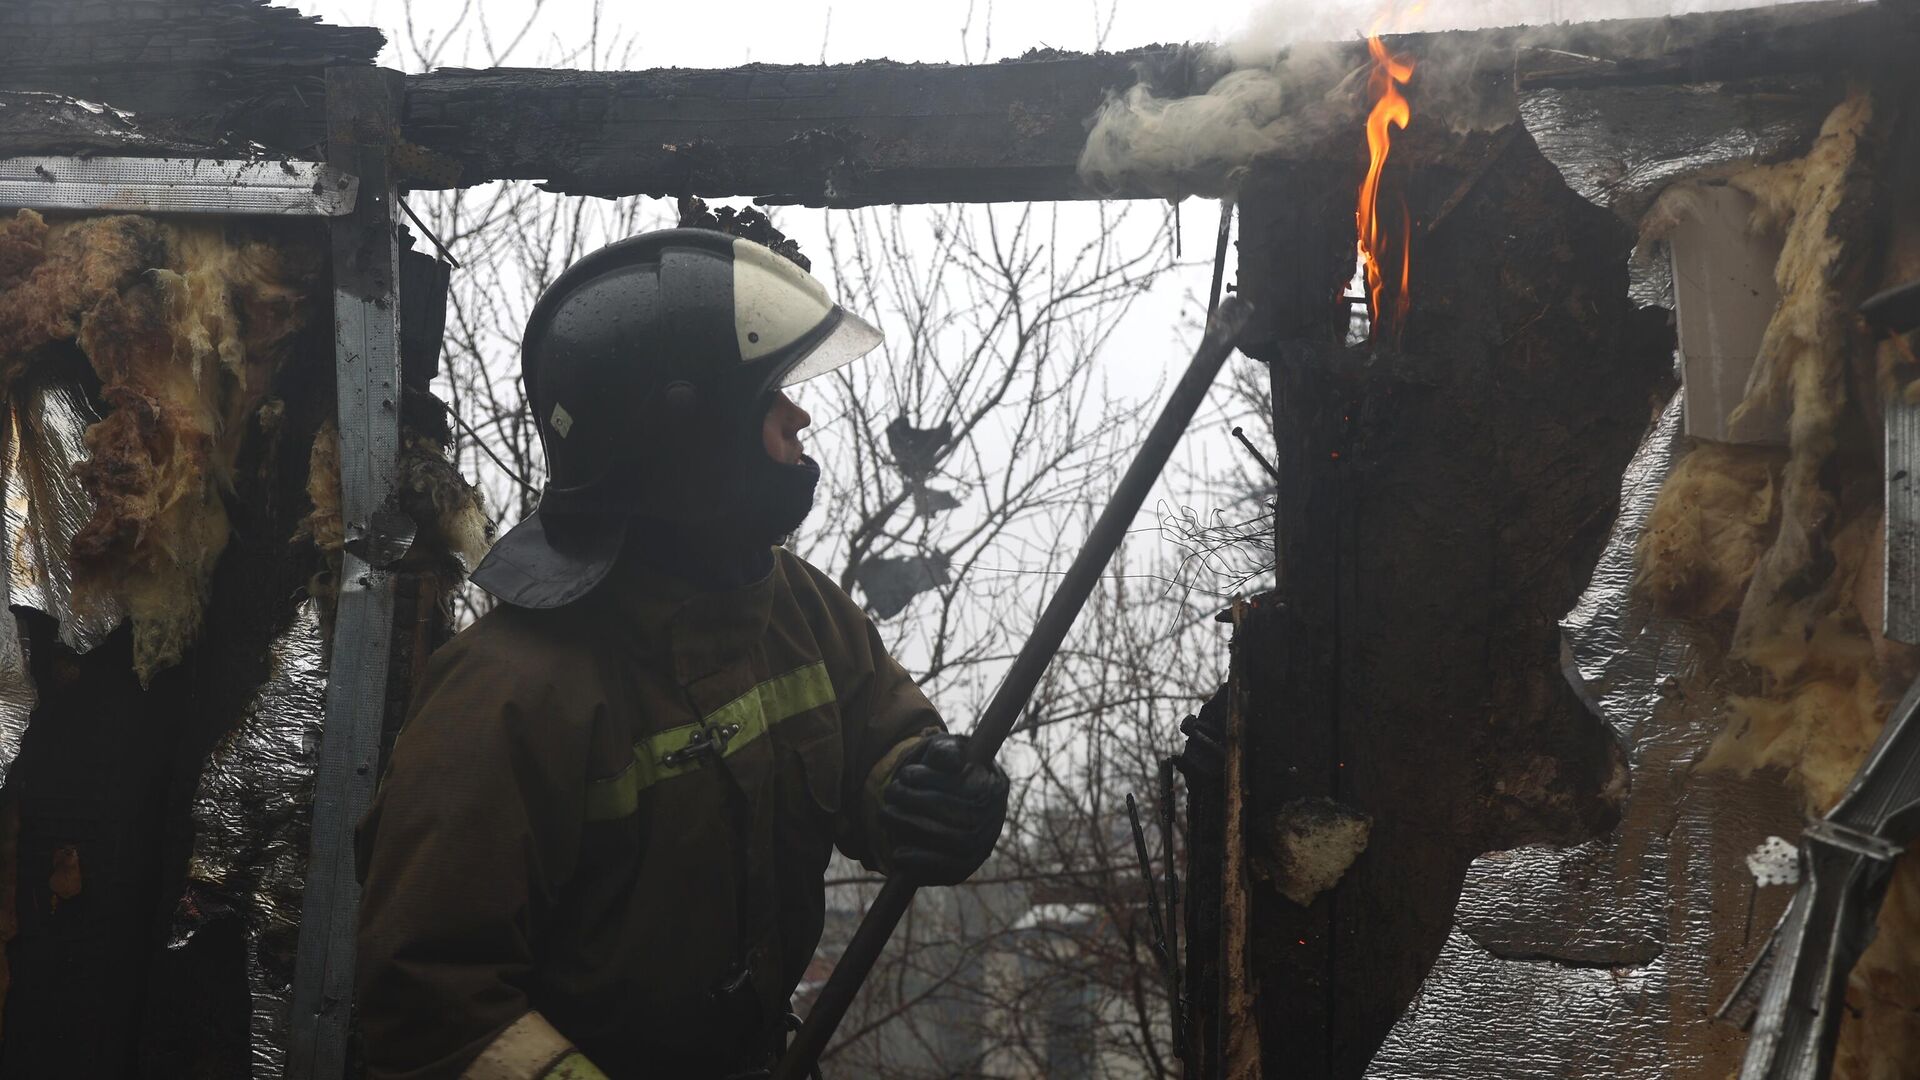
1225,126 -> 1676,1076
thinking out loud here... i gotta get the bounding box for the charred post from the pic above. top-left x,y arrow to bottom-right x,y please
1233,159 -> 1358,1077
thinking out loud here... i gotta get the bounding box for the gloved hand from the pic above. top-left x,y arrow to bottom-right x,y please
877,733 -> 1009,885
1175,683 -> 1229,780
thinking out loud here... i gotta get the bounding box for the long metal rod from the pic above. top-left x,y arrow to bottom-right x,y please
777,296 -> 1254,1079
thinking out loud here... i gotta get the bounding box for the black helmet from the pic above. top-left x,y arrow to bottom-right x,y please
469,228 -> 882,608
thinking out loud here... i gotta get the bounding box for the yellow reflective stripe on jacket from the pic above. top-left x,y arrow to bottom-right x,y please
584,662 -> 835,821
463,1012 -> 607,1080
545,1052 -> 610,1080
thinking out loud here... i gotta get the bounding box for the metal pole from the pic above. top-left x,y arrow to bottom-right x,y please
288,65 -> 407,1080
776,296 -> 1254,1079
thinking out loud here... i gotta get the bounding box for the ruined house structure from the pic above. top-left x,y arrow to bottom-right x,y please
0,0 -> 1917,1078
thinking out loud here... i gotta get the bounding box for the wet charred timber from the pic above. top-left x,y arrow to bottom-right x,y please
1221,128 -> 1675,1076
2,2 -> 1909,207
1511,1 -> 1913,92
398,49 -> 1208,205
0,0 -> 381,155
399,2 -> 1906,206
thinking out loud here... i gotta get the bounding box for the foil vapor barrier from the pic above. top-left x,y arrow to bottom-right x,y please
0,586 -> 32,791
4,375 -> 124,650
172,602 -> 327,1079
1368,396 -> 1804,1077
0,375 -> 125,780
1519,80 -> 1831,313
1517,79 -> 1833,228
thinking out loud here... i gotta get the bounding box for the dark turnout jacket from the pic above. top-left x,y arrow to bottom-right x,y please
355,549 -> 941,1079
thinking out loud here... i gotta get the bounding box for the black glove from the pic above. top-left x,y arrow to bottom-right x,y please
877,733 -> 1009,886
1175,683 -> 1229,780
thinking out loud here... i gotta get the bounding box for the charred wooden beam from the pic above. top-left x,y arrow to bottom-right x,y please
0,2 -> 1903,206
396,2 -> 1902,206
398,48 -> 1207,205
1513,1 -> 1914,91
0,0 -> 382,155
0,92 -> 239,160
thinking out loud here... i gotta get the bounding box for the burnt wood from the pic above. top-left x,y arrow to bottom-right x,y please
2,1 -> 1898,206
398,50 -> 1205,205
394,1 -> 1897,205
1229,129 -> 1675,1076
0,0 -> 382,156
1513,1 -> 1915,91
1236,160 -> 1356,1078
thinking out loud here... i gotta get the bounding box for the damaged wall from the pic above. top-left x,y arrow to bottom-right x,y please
0,207 -> 337,1076
1222,119 -> 1676,1075
1634,85 -> 1920,1079
1369,55 -> 1920,1080
0,206 -> 482,1076
0,209 -> 321,682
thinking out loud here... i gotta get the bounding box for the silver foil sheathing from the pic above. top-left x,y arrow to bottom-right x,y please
0,375 -> 127,782
170,602 -> 328,1079
1368,396 -> 1804,1078
4,375 -> 124,653
1516,79 -> 1833,229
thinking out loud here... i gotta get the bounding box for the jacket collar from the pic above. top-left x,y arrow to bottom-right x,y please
598,550 -> 780,676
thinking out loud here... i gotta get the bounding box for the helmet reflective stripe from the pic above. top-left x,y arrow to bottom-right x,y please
733,237 -> 833,362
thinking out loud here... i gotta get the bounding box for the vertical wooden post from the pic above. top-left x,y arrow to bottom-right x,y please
289,64 -> 406,1080
1221,602 -> 1264,1080
1239,161 -> 1357,1078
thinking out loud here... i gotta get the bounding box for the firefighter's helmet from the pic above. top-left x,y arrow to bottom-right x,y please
469,229 -> 882,608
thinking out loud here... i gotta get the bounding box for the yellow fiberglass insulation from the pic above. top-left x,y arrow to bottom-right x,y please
1726,88 -> 1875,664
1634,85 -> 1920,1078
298,420 -> 490,635
0,208 -> 319,683
395,428 -> 493,574
1635,442 -> 1783,620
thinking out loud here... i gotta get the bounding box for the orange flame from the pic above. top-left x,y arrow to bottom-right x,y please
1357,32 -> 1414,341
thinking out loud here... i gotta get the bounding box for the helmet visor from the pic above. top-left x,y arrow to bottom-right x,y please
775,306 -> 885,388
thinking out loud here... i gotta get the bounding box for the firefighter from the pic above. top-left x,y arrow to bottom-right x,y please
354,229 -> 1010,1080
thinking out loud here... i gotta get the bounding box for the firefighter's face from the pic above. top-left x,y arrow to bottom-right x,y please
762,390 -> 812,466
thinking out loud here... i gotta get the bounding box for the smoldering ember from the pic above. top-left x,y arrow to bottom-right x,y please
0,0 -> 1917,1077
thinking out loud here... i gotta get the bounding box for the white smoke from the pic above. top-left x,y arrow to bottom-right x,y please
1078,43 -> 1355,200
1078,0 -> 1807,200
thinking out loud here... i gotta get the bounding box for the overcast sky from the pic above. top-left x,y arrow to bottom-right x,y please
292,0 -> 1783,70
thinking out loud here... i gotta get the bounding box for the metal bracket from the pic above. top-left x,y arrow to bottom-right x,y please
1888,396 -> 1920,643
1726,669 -> 1920,1080
0,156 -> 357,216
1803,819 -> 1904,863
1878,280 -> 1920,644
